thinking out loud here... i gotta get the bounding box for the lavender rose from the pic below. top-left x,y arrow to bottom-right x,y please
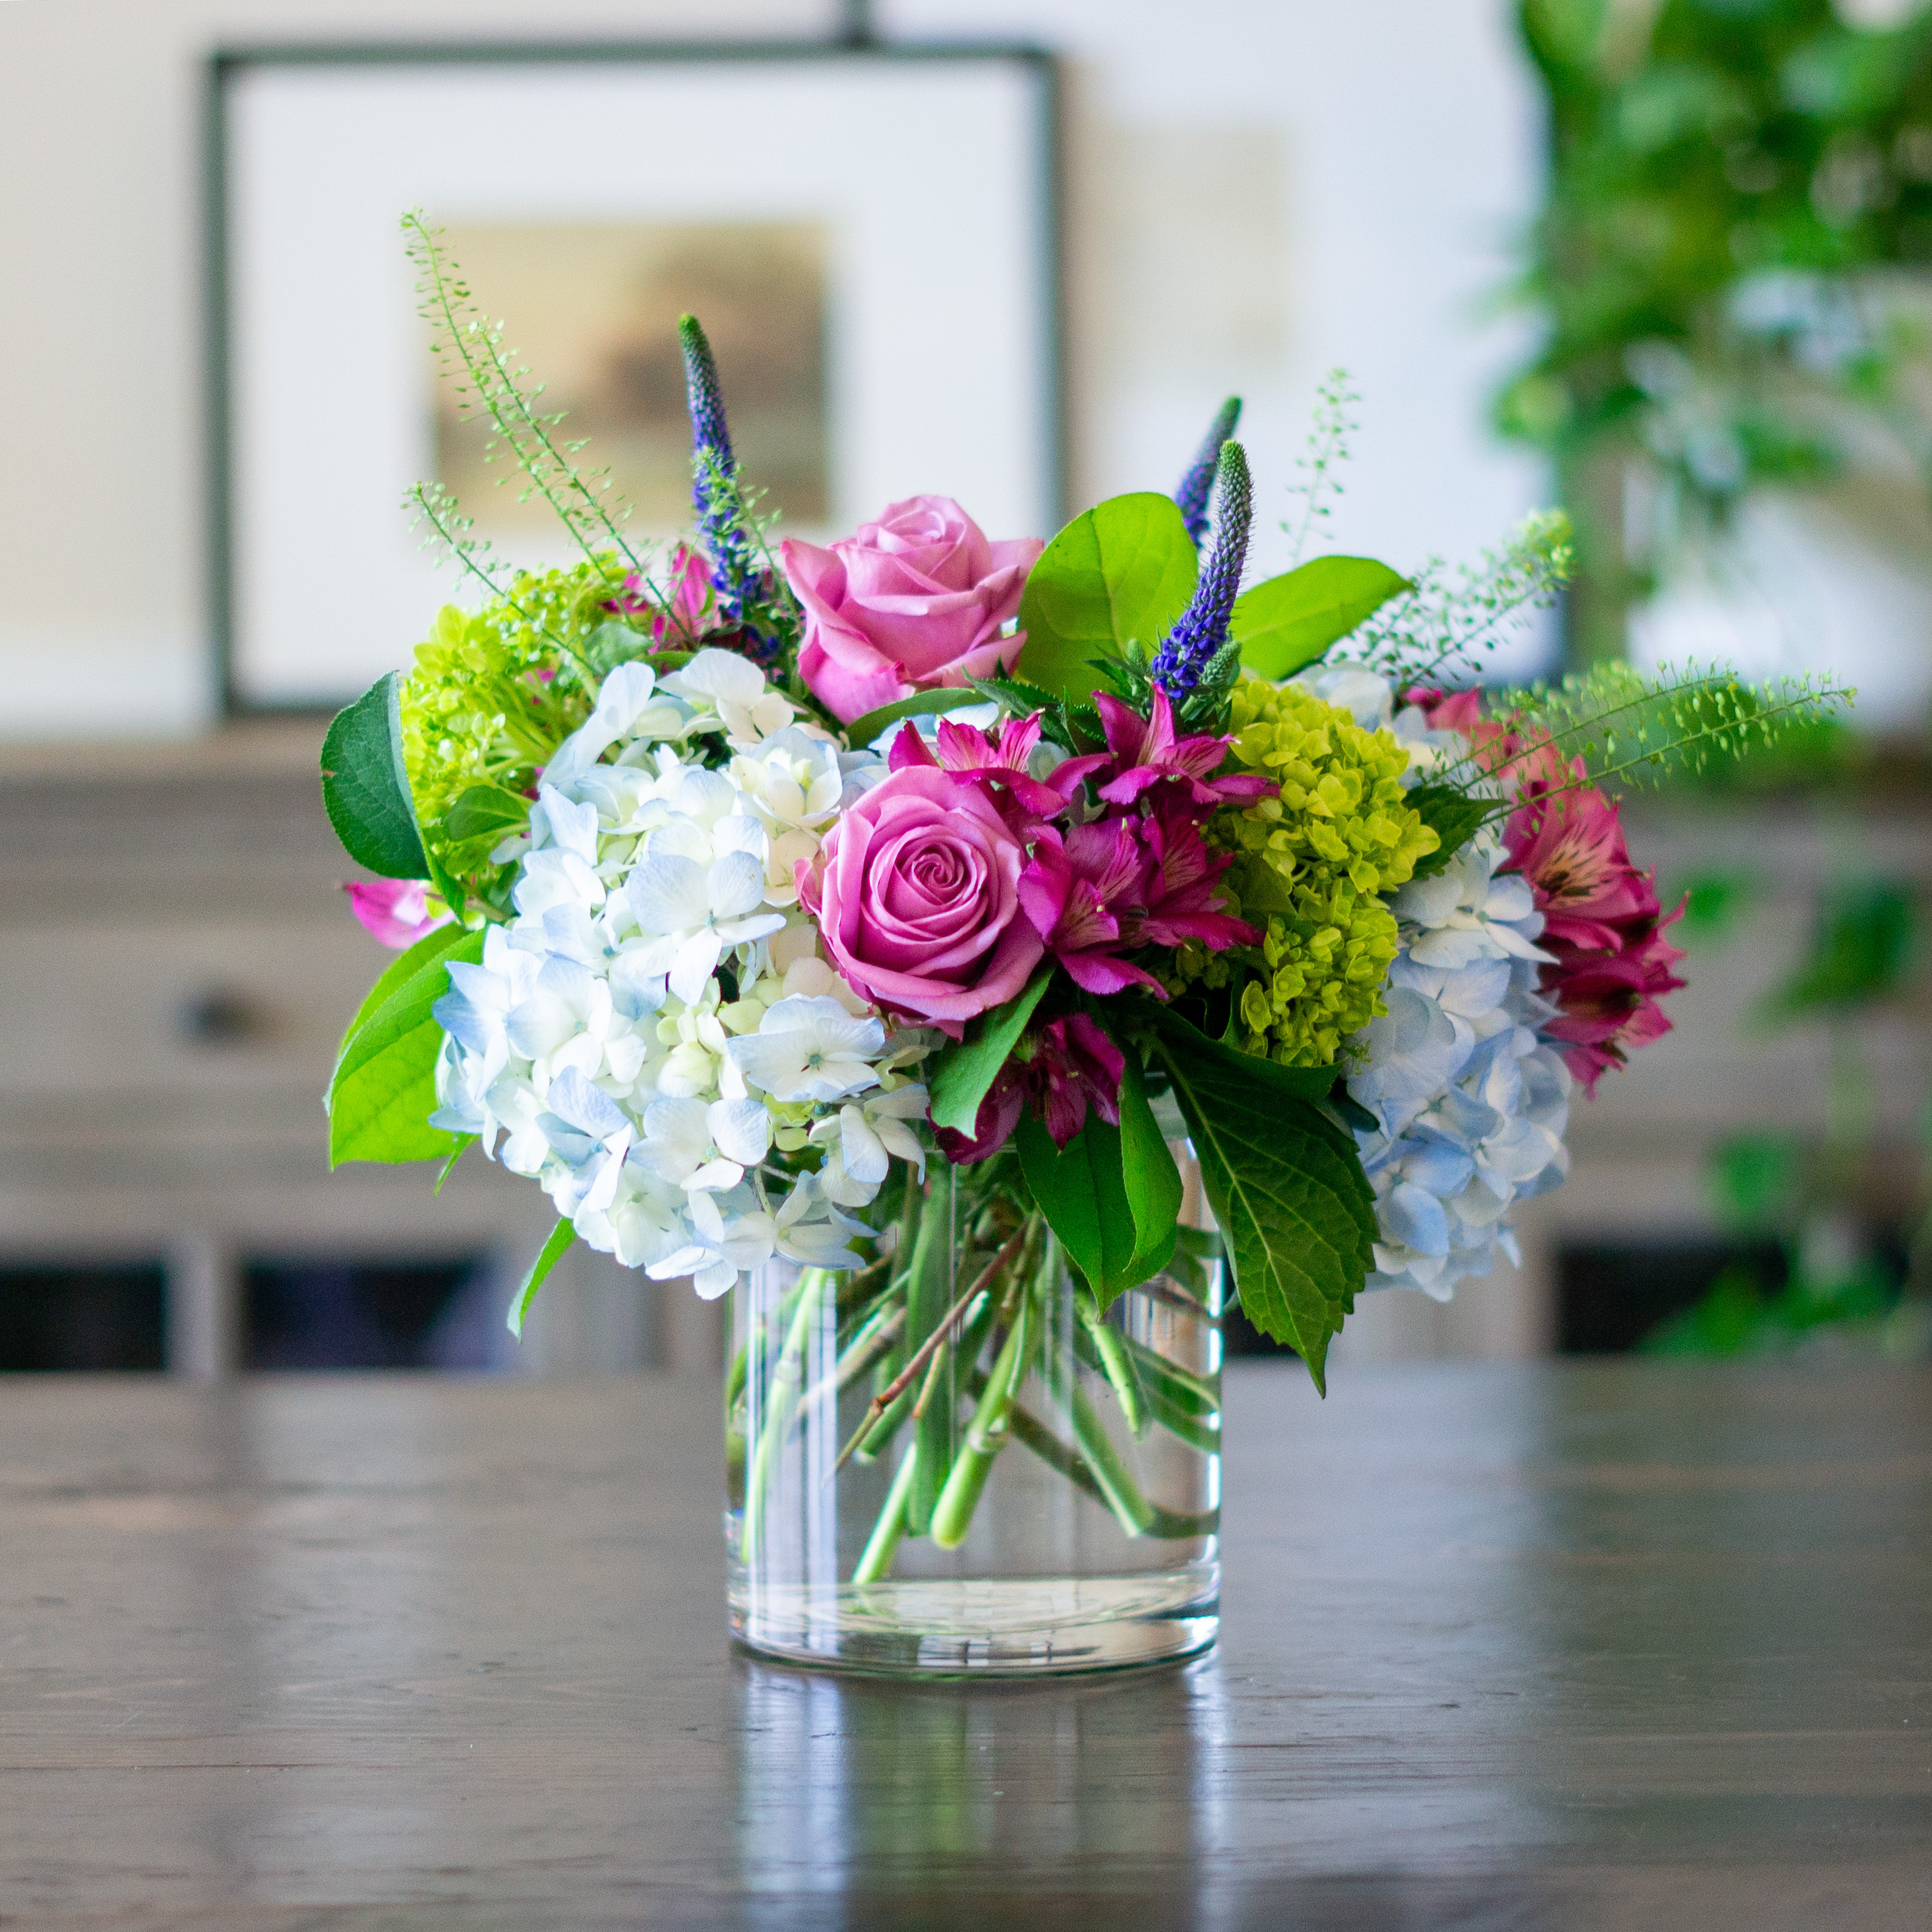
796,763 -> 1044,1035
781,496 -> 1044,724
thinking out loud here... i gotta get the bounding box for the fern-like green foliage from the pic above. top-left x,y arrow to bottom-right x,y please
1354,510 -> 1575,690
403,209 -> 656,588
1468,659 -> 1856,804
1283,368 -> 1359,567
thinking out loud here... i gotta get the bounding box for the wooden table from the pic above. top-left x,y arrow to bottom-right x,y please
3,1362 -> 1928,1928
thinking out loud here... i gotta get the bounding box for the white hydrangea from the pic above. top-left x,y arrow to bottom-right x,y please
429,651 -> 930,1300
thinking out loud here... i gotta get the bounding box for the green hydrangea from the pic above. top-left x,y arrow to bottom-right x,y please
1200,678 -> 1438,1069
401,560 -> 624,886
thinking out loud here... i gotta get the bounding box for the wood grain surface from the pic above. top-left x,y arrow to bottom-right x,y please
1,1362 -> 1928,1929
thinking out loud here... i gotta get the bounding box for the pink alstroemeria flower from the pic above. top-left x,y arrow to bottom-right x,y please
1540,921 -> 1687,1096
1505,781 -> 1662,956
1093,684 -> 1274,809
1402,686 -> 1484,735
934,1013 -> 1126,1162
1503,775 -> 1686,1096
604,544 -> 716,646
1018,820 -> 1166,997
888,714 -> 1106,822
343,879 -> 453,950
1136,799 -> 1263,952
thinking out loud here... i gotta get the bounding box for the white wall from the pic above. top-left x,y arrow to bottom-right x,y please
0,0 -> 1549,739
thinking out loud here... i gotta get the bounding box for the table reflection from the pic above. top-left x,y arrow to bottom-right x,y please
733,1654 -> 1229,1906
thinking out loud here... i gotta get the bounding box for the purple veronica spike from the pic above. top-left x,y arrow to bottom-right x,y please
1151,440 -> 1252,699
1173,396 -> 1242,547
677,313 -> 762,632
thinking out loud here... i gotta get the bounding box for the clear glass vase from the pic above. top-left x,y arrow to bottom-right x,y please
724,1153 -> 1221,1677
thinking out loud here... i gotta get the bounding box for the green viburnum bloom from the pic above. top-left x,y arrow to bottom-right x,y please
1193,677 -> 1438,1069
401,561 -> 628,884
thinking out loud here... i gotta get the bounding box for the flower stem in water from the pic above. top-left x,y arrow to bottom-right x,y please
1075,1286 -> 1150,1439
851,1441 -> 919,1585
740,1267 -> 831,1565
929,1270 -> 1039,1550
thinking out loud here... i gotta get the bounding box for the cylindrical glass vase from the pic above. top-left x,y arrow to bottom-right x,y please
725,1155 -> 1221,1677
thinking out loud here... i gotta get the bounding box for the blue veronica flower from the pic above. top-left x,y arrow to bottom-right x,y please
1151,440 -> 1252,698
1173,396 -> 1241,547
677,314 -> 762,632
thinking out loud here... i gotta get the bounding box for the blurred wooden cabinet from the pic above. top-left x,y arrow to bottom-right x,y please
0,728 -> 711,1377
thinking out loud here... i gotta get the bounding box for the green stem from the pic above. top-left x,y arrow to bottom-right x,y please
1006,1401 -> 1218,1540
851,1442 -> 919,1585
905,1172 -> 959,1534
929,1267 -> 1039,1550
740,1268 -> 830,1565
798,1301 -> 905,1422
1060,1355 -> 1157,1538
1070,1321 -> 1219,1425
1076,1286 -> 1150,1439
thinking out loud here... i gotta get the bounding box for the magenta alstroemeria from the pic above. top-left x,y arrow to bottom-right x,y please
887,713 -> 1104,820
1540,919 -> 1686,1097
1093,684 -> 1273,809
1503,773 -> 1685,1096
933,1011 -> 1126,1162
1401,684 -> 1484,734
1505,780 -> 1662,956
1018,820 -> 1166,997
603,543 -> 715,646
1027,1013 -> 1126,1147
1137,800 -> 1263,952
343,879 -> 452,950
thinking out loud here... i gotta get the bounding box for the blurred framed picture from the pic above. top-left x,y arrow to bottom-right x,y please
208,42 -> 1063,712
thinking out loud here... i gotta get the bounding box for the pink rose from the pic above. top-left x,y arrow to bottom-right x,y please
797,765 -> 1044,1035
781,496 -> 1044,723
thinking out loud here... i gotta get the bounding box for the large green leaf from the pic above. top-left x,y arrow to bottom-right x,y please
1145,1008 -> 1375,1393
335,921 -> 475,1059
326,927 -> 484,1166
926,971 -> 1052,1135
320,672 -> 431,879
1015,1058 -> 1181,1305
1015,493 -> 1197,707
1405,783 -> 1494,882
1016,1114 -> 1119,1296
841,687 -> 987,750
1232,556 -> 1411,680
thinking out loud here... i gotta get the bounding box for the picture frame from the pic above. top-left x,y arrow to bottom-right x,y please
204,40 -> 1064,713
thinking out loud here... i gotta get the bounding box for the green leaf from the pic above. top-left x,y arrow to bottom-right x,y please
320,672 -> 430,879
1405,783 -> 1494,882
1231,556 -> 1411,679
434,1135 -> 476,1194
506,1221 -> 576,1339
1145,1008 -> 1375,1393
1015,1113 -> 1117,1295
1015,1060 -> 1181,1305
841,687 -> 988,751
926,970 -> 1053,1135
1111,1053 -> 1182,1301
326,926 -> 485,1166
444,784 -> 531,845
1015,493 -> 1197,708
335,921 -> 475,1060
585,619 -> 650,676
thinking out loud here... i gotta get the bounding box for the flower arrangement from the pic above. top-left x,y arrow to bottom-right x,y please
324,215 -> 1847,1447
